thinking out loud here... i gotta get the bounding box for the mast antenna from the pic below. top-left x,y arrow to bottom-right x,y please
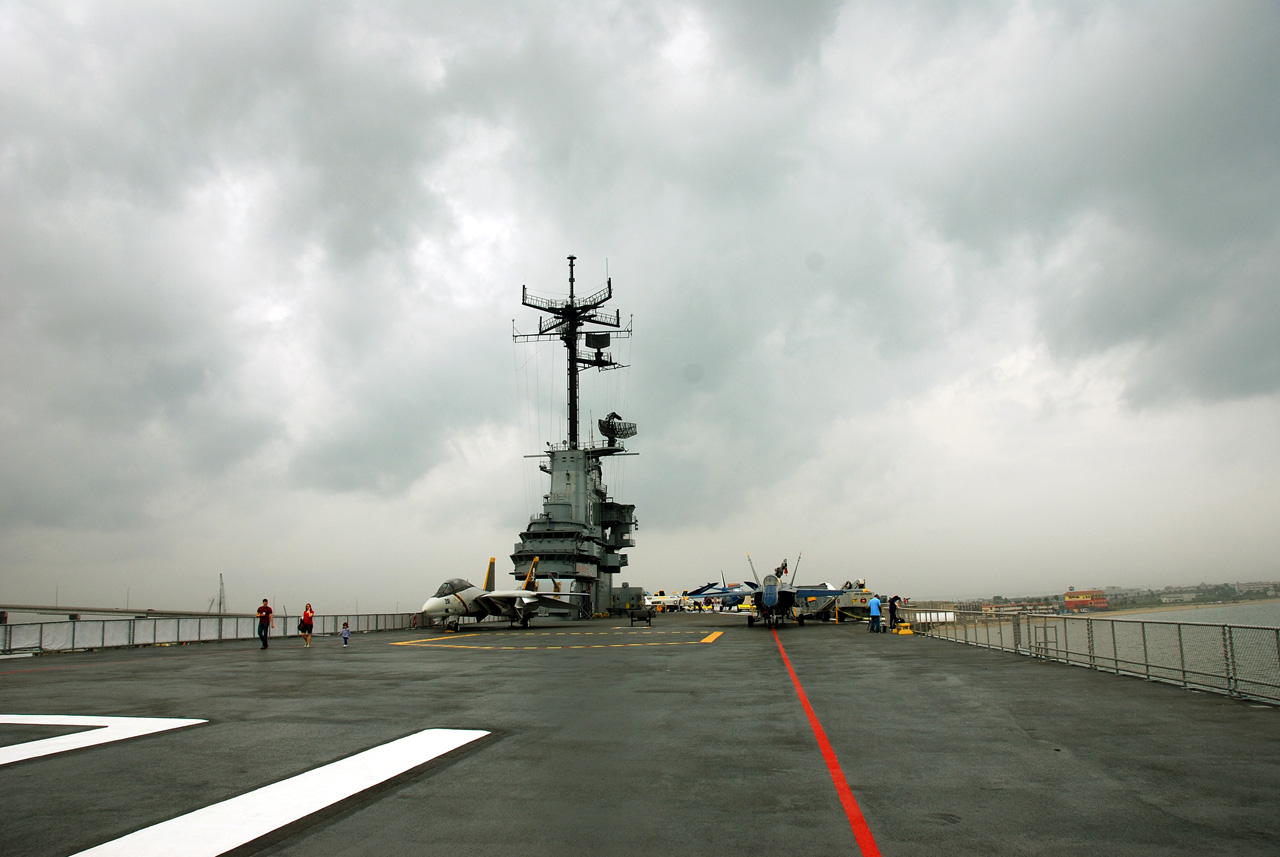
510,255 -> 639,614
514,255 -> 631,449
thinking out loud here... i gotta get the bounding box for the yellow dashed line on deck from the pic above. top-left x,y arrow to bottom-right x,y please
394,629 -> 725,651
392,633 -> 482,646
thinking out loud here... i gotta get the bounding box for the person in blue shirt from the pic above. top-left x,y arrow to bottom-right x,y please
869,595 -> 882,633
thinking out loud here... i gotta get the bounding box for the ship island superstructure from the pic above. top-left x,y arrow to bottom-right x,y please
511,256 -> 637,616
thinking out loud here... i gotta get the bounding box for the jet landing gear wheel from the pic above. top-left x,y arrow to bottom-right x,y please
445,619 -> 460,633
519,616 -> 531,629
747,615 -> 756,627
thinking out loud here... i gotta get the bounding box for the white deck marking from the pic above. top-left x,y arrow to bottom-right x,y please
0,715 -> 206,766
71,727 -> 489,857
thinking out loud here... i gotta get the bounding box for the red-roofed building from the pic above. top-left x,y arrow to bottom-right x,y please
1063,588 -> 1109,612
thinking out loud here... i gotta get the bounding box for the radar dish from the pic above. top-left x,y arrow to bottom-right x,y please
598,418 -> 637,444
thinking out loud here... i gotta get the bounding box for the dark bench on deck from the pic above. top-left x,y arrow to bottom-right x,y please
628,607 -> 656,626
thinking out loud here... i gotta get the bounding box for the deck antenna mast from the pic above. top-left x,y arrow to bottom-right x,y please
510,256 -> 638,616
515,255 -> 630,448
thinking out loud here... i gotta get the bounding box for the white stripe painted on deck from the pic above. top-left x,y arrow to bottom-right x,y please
0,715 -> 206,766
71,727 -> 489,857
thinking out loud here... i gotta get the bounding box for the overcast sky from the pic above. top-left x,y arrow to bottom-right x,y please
3,1 -> 1279,613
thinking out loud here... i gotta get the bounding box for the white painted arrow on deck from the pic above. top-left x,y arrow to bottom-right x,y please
70,727 -> 489,857
0,714 -> 206,766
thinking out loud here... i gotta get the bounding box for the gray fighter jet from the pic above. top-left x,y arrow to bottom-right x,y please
421,557 -> 588,631
694,554 -> 844,628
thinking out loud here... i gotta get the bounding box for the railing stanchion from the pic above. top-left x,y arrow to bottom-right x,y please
1223,626 -> 1237,697
1141,622 -> 1150,681
1087,619 -> 1096,670
1110,620 -> 1118,674
1178,624 -> 1187,688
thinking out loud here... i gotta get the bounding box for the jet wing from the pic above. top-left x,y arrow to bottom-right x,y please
791,587 -> 846,614
681,585 -> 743,599
471,592 -> 516,617
794,587 -> 846,599
686,581 -> 719,596
531,593 -> 588,614
477,591 -> 588,617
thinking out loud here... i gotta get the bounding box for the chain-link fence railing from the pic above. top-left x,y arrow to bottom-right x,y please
1,613 -> 417,655
903,609 -> 1280,704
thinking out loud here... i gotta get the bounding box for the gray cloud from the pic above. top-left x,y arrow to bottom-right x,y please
880,3 -> 1280,402
2,0 -> 1278,608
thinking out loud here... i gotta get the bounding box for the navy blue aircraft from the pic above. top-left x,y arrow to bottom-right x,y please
708,573 -> 757,609
696,554 -> 845,628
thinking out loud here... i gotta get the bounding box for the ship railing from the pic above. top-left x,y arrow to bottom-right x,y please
902,608 -> 1280,705
0,612 -> 419,655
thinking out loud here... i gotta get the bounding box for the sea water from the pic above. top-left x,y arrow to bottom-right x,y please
939,605 -> 1280,700
1110,602 -> 1280,628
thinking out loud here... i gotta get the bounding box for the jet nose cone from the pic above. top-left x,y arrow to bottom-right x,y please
423,597 -> 446,616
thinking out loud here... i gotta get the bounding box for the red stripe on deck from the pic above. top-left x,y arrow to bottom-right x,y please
773,628 -> 881,857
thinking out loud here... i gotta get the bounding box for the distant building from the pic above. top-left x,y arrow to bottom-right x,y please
980,601 -> 1056,616
1063,588 -> 1109,612
1160,593 -> 1198,603
1235,581 -> 1278,596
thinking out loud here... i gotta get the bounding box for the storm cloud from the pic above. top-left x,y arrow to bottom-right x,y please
2,0 -> 1278,610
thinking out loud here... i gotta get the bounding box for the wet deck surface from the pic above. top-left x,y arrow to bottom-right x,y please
3,612 -> 1278,856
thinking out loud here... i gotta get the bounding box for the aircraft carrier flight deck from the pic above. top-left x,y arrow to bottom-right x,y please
3,611 -> 1278,856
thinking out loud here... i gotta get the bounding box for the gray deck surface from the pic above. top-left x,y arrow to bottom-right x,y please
2,612 -> 1278,856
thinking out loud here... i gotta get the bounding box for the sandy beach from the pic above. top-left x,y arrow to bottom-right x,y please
1104,597 -> 1280,617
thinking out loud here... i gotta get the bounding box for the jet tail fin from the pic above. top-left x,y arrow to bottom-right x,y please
522,557 -> 540,591
746,553 -> 760,585
483,557 -> 496,591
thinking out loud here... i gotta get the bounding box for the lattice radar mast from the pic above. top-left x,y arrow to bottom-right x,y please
510,256 -> 638,616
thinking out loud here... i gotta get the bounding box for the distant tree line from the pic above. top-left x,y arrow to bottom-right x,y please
972,581 -> 1278,611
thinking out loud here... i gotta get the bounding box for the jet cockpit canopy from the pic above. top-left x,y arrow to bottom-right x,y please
434,578 -> 474,598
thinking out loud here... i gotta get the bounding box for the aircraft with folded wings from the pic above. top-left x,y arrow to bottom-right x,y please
644,581 -> 719,611
703,573 -> 758,610
694,553 -> 845,628
421,557 -> 588,631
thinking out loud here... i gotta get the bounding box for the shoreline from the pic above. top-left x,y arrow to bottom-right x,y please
1104,597 -> 1280,617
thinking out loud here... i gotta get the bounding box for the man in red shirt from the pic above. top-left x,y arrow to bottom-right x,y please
256,599 -> 274,649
